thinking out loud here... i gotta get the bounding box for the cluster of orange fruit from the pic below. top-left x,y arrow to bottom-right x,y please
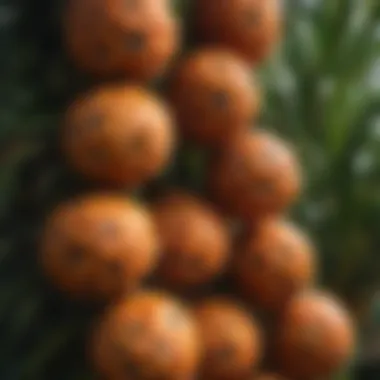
39,1 -> 356,380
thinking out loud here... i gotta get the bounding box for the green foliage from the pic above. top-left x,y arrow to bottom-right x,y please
0,0 -> 379,379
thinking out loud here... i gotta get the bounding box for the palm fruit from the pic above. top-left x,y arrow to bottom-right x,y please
91,291 -> 201,380
233,218 -> 316,311
64,0 -> 180,80
195,0 -> 282,64
168,48 -> 260,147
275,290 -> 355,379
62,84 -> 175,187
194,297 -> 262,380
40,194 -> 159,299
152,192 -> 230,289
208,130 -> 301,221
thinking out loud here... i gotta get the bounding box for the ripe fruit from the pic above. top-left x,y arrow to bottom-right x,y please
208,130 -> 301,221
194,298 -> 262,380
275,291 -> 355,379
169,48 -> 260,146
40,194 -> 159,299
91,291 -> 201,380
233,219 -> 316,311
62,84 -> 175,187
64,0 -> 180,80
195,0 -> 282,64
152,192 -> 230,289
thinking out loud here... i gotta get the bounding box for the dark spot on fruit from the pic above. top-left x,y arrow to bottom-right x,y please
252,178 -> 275,195
89,145 -> 108,164
210,343 -> 236,362
66,245 -> 86,265
69,112 -> 103,141
250,251 -> 264,269
229,156 -> 248,182
125,31 -> 146,52
212,90 -> 229,109
244,7 -> 261,27
86,112 -> 104,129
128,133 -> 147,154
189,255 -> 205,271
108,259 -> 124,276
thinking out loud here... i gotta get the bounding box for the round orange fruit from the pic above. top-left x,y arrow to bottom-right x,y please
275,291 -> 355,379
195,0 -> 282,64
152,192 -> 230,289
208,130 -> 301,221
64,0 -> 180,80
91,291 -> 201,380
62,84 -> 175,187
40,194 -> 159,299
169,48 -> 260,146
233,218 -> 316,311
194,298 -> 262,380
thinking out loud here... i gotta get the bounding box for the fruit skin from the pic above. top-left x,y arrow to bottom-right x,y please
275,291 -> 355,379
91,291 -> 201,380
152,192 -> 230,289
208,130 -> 301,221
62,84 -> 175,187
233,218 -> 316,312
64,0 -> 180,81
40,194 -> 159,299
169,48 -> 260,147
195,0 -> 282,64
194,298 -> 262,380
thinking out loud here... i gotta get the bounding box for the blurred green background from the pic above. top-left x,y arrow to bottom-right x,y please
0,0 -> 379,379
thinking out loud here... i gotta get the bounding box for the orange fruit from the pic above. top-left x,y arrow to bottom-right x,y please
194,298 -> 262,380
64,0 -> 180,80
233,218 -> 316,311
40,194 -> 159,299
275,291 -> 355,379
91,291 -> 201,380
195,0 -> 282,64
169,48 -> 260,146
208,130 -> 301,221
152,192 -> 230,289
62,84 -> 175,187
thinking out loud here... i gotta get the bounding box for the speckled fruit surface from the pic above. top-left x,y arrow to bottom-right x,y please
233,218 -> 316,311
169,48 -> 260,146
196,0 -> 282,64
208,130 -> 301,221
40,194 -> 159,299
275,290 -> 355,379
64,0 -> 180,80
152,192 -> 230,289
91,291 -> 201,380
62,84 -> 175,187
194,297 -> 262,380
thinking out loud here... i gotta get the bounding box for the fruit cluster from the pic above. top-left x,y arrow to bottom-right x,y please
39,1 -> 355,379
